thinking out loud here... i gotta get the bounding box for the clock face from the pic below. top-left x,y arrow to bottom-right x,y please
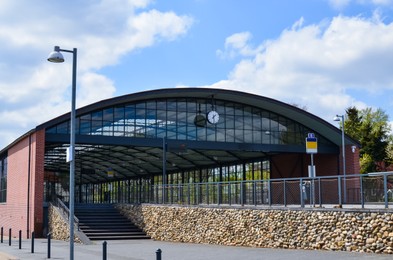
207,110 -> 219,124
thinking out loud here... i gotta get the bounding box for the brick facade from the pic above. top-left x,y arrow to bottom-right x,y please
271,145 -> 360,179
0,129 -> 45,238
271,153 -> 339,178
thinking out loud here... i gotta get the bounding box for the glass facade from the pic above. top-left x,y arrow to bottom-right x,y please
154,160 -> 270,184
46,97 -> 331,146
0,156 -> 7,203
42,94 -> 340,205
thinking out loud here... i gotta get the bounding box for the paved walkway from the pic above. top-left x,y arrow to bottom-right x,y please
0,238 -> 392,260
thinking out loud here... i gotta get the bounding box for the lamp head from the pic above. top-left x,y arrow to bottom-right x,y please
333,115 -> 341,122
47,46 -> 64,63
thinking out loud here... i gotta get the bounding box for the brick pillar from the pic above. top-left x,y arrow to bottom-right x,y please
343,145 -> 360,175
33,129 -> 45,237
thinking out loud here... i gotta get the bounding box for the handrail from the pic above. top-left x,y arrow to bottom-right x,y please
54,197 -> 80,231
152,172 -> 393,209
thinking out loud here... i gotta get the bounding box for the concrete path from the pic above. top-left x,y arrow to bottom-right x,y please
0,238 -> 392,260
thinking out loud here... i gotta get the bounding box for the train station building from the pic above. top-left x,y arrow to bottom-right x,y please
0,88 -> 360,237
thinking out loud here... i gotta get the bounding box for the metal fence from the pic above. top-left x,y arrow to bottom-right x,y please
51,172 -> 393,209
150,172 -> 393,209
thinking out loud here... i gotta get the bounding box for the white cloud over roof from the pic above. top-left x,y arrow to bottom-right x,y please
208,14 -> 393,120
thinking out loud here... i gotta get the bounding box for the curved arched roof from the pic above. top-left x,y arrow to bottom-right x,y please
38,87 -> 357,146
35,87 -> 358,183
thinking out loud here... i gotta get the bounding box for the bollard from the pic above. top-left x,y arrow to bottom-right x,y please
19,230 -> 22,249
31,231 -> 35,253
1,227 -> 3,243
47,233 -> 51,259
103,241 -> 107,260
156,248 -> 162,260
9,228 -> 11,246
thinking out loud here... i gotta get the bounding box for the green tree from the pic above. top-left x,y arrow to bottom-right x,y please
344,107 -> 362,141
344,107 -> 391,173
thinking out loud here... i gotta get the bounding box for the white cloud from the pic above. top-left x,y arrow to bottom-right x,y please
216,32 -> 260,59
0,0 -> 193,148
198,15 -> 393,123
78,72 -> 116,107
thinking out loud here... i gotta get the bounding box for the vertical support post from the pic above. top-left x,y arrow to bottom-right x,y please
69,47 -> 77,260
206,183 -> 209,205
360,175 -> 364,209
318,178 -> 322,207
103,241 -> 107,260
253,181 -> 257,206
47,233 -> 51,259
31,231 -> 35,253
335,115 -> 347,203
1,227 -> 3,243
384,173 -> 388,209
268,180 -> 272,206
283,180 -> 287,207
127,180 -> 131,204
48,47 -> 77,260
19,230 -> 22,249
228,183 -> 232,205
162,137 -> 167,204
341,120 -> 346,204
156,248 -> 162,260
300,178 -> 304,208
100,183 -> 103,203
170,182 -> 174,204
310,153 -> 315,207
9,228 -> 11,246
187,183 -> 191,205
310,153 -> 314,178
217,182 -> 221,205
240,181 -> 244,206
196,183 -> 199,205
338,176 -> 342,206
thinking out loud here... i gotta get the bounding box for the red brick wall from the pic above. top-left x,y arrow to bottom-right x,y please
0,129 -> 45,238
32,129 -> 45,236
271,153 -> 339,179
271,146 -> 360,180
343,145 -> 360,175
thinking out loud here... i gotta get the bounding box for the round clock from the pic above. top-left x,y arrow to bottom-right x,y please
207,110 -> 220,124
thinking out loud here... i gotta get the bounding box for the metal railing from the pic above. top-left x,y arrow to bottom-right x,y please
150,172 -> 393,209
46,172 -> 393,210
52,197 -> 80,230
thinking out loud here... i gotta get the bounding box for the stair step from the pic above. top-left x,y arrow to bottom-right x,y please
78,215 -> 122,218
85,232 -> 146,237
79,222 -> 137,226
79,224 -> 139,230
73,204 -> 149,241
78,219 -> 129,222
83,228 -> 141,233
76,211 -> 121,213
89,235 -> 150,241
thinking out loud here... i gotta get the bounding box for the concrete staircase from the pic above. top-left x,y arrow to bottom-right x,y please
74,204 -> 150,241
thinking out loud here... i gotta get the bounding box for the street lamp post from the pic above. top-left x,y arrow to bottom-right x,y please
47,46 -> 77,260
334,114 -> 346,203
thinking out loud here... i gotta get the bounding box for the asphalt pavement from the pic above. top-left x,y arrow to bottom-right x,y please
0,237 -> 392,260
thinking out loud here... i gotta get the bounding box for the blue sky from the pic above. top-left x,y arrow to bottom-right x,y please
1,0 -> 393,148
